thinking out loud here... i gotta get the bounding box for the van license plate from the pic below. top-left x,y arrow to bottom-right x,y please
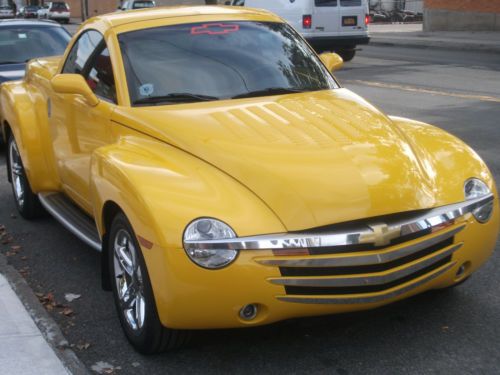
342,16 -> 357,26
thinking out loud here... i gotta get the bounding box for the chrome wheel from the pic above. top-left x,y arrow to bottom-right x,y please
113,229 -> 146,332
9,140 -> 25,208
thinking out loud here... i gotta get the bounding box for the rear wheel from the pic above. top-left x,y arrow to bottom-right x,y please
337,48 -> 356,62
7,135 -> 44,219
109,212 -> 190,354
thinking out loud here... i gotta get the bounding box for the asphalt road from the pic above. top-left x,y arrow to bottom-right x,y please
1,45 -> 500,374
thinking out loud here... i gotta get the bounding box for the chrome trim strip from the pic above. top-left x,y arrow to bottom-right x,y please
256,225 -> 464,268
38,192 -> 102,252
277,262 -> 456,304
184,194 -> 492,251
269,243 -> 462,287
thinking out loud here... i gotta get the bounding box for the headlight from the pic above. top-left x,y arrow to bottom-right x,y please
464,178 -> 493,223
183,218 -> 238,269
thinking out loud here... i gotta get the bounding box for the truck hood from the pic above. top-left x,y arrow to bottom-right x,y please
112,89 -> 441,231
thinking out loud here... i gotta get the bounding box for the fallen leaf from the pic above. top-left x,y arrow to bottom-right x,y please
11,245 -> 21,252
10,214 -> 17,219
64,293 -> 81,302
21,256 -> 27,261
76,343 -> 91,350
62,307 -> 74,317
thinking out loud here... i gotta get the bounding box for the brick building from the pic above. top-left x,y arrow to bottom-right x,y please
424,0 -> 500,31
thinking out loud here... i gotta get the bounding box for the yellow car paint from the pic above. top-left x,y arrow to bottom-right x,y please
0,6 -> 498,330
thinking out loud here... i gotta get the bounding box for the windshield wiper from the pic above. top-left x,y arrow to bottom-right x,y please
232,87 -> 305,99
0,61 -> 24,65
134,93 -> 219,106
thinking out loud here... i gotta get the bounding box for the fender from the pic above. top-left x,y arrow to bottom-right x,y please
89,133 -> 286,320
390,116 -> 498,203
0,78 -> 60,191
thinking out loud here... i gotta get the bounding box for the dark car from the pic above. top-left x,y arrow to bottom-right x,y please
0,19 -> 71,84
20,6 -> 41,19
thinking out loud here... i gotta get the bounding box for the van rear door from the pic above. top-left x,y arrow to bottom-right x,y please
338,0 -> 367,35
238,0 -> 309,32
312,0 -> 341,34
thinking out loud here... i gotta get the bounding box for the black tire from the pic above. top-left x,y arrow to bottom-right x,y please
108,212 -> 190,354
7,135 -> 44,219
337,49 -> 356,62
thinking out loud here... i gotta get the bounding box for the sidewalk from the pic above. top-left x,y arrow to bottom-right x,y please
368,23 -> 500,54
0,257 -> 88,374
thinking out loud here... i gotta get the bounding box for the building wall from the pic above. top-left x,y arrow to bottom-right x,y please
424,0 -> 500,31
32,0 -> 215,19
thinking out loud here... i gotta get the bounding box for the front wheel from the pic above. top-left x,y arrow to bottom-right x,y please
7,135 -> 44,219
109,212 -> 190,354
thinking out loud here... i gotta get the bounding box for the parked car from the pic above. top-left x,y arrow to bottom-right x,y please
119,0 -> 156,11
227,0 -> 370,61
0,4 -> 15,19
1,7 -> 498,354
0,19 -> 70,84
38,2 -> 70,24
0,19 -> 70,144
18,6 -> 41,19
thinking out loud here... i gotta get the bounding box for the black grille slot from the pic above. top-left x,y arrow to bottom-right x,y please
284,255 -> 451,296
280,237 -> 453,277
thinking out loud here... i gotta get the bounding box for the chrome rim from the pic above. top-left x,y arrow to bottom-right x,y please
113,229 -> 146,332
9,140 -> 25,208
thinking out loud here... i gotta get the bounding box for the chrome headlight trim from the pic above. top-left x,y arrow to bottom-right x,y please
183,194 -> 494,252
183,218 -> 238,269
464,178 -> 493,223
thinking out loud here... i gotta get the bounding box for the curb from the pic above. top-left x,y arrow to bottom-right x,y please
0,255 -> 90,375
369,37 -> 500,55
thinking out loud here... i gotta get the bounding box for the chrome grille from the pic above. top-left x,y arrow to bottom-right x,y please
183,195 -> 493,304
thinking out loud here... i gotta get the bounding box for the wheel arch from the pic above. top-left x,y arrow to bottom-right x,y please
2,120 -> 12,182
0,81 -> 59,191
100,200 -> 124,291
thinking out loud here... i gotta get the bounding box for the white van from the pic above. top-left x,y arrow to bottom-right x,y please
228,0 -> 370,61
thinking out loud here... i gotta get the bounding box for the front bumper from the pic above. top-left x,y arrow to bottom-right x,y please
146,195 -> 499,329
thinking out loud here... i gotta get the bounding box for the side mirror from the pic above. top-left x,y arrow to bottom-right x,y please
319,52 -> 344,72
51,74 -> 99,107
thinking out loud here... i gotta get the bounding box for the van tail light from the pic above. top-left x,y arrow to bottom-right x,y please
303,15 -> 312,29
365,14 -> 370,25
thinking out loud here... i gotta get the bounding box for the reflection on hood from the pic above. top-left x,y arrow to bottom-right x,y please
0,63 -> 26,84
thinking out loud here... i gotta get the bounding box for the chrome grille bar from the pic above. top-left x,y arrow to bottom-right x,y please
183,194 -> 492,251
268,243 -> 462,287
277,262 -> 456,304
256,225 -> 464,268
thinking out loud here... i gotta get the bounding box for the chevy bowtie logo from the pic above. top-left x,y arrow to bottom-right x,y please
361,223 -> 401,247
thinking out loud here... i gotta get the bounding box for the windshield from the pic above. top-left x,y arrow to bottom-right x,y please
119,21 -> 338,106
0,26 -> 70,65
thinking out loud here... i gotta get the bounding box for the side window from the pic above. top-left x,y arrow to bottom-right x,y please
62,29 -> 117,103
63,30 -> 103,74
86,47 -> 116,103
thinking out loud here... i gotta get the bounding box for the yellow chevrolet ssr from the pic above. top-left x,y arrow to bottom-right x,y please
1,6 -> 499,353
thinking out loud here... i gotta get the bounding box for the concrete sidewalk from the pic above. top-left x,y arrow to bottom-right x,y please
0,273 -> 69,374
0,256 -> 88,374
368,23 -> 500,54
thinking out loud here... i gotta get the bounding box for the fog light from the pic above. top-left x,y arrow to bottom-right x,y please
239,304 -> 258,321
455,261 -> 471,280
